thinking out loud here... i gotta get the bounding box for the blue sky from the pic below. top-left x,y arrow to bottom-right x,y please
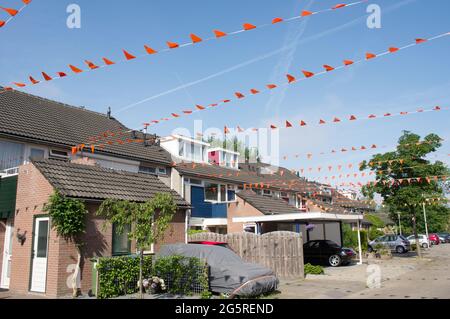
1,0 -> 449,187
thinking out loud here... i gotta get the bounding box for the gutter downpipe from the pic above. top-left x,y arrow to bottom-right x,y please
357,216 -> 363,265
181,175 -> 189,244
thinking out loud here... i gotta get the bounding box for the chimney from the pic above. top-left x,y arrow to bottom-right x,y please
107,107 -> 112,119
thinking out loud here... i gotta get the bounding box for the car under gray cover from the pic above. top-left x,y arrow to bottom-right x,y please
158,244 -> 279,297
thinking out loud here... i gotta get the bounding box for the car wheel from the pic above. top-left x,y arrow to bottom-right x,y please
421,243 -> 428,249
396,246 -> 406,254
328,255 -> 342,267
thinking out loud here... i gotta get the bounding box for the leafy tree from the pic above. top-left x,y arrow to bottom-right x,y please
360,131 -> 449,258
97,193 -> 177,299
207,136 -> 260,163
43,191 -> 87,297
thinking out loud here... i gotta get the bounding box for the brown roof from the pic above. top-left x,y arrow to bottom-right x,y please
32,159 -> 189,206
237,190 -> 300,215
0,90 -> 172,165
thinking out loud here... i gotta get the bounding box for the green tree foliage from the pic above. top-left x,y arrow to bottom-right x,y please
359,131 -> 449,257
43,191 -> 87,297
97,193 -> 177,299
342,224 -> 368,251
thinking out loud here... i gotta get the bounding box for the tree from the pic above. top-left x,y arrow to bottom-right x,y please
97,193 -> 177,299
44,191 -> 87,297
360,131 -> 449,258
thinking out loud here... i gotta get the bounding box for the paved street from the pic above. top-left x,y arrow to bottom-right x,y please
277,244 -> 450,299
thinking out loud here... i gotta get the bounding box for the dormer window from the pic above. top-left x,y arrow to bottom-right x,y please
208,148 -> 239,169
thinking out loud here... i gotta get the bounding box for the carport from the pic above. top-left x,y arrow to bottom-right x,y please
233,212 -> 364,264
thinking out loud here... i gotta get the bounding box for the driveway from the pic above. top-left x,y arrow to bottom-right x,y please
277,244 -> 450,299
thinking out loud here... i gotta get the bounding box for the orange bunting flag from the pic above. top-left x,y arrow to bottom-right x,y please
171,113 -> 180,118
196,105 -> 205,110
371,144 -> 377,149
1,7 -> 19,16
285,121 -> 293,128
434,106 -> 441,111
332,4 -> 347,10
384,113 -> 392,117
213,30 -> 227,38
416,38 -> 427,44
319,119 -> 326,125
42,72 -> 52,81
243,23 -> 256,31
389,47 -> 399,53
272,17 -> 283,24
71,147 -> 77,155
91,146 -> 95,154
14,82 -> 26,88
57,72 -> 67,77
301,10 -> 313,16
235,92 -> 245,99
103,58 -> 115,65
144,45 -> 157,54
250,89 -> 260,94
223,99 -> 231,103
267,84 -> 277,89
302,70 -> 314,78
29,76 -> 39,84
300,120 -> 307,126
23,0 -> 32,4
323,64 -> 335,72
349,115 -> 357,120
183,110 -> 193,114
366,52 -> 376,60
85,60 -> 99,70
286,74 -> 296,83
69,64 -> 83,73
368,114 -> 377,118
333,117 -> 341,123
167,41 -> 179,49
0,21 -> 5,28
270,125 -> 277,130
190,33 -> 202,43
224,126 -> 230,134
123,50 -> 136,60
344,60 -> 354,66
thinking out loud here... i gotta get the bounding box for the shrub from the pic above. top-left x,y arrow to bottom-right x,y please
304,263 -> 324,275
343,224 -> 368,252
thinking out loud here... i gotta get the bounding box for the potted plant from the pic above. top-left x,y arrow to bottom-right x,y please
146,276 -> 167,294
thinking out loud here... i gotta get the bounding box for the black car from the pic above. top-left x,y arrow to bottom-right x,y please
437,233 -> 450,243
303,240 -> 356,267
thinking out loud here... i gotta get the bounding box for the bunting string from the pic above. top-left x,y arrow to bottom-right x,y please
138,32 -> 450,129
0,0 -> 32,29
1,1 -> 368,91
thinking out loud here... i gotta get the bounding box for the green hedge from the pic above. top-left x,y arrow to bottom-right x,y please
304,263 -> 324,275
96,255 -> 153,299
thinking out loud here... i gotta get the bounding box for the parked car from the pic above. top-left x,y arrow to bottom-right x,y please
189,241 -> 232,249
368,234 -> 411,254
158,244 -> 279,298
406,234 -> 430,248
437,233 -> 450,243
303,240 -> 356,267
429,233 -> 441,245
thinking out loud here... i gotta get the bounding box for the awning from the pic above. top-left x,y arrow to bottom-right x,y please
0,175 -> 18,219
232,211 -> 363,223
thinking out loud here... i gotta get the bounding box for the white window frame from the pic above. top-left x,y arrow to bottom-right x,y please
203,182 -> 237,204
26,145 -> 48,163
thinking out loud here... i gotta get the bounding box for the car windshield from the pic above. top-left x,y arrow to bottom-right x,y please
398,235 -> 408,241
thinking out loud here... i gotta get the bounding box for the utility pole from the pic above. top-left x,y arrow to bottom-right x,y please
423,201 -> 430,246
397,212 -> 402,235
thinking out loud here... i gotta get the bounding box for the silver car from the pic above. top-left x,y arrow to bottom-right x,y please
368,234 -> 411,254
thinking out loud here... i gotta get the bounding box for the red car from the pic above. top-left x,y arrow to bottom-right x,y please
429,233 -> 440,245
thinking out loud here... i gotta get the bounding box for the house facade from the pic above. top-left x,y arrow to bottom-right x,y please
0,90 -> 189,297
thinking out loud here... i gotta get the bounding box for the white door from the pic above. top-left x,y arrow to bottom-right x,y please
1,219 -> 14,289
30,217 -> 49,293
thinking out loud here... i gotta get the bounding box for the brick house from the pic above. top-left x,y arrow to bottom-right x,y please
0,89 -> 188,297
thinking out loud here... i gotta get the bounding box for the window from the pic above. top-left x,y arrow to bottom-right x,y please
227,189 -> 236,201
29,148 -> 45,161
112,224 -> 131,256
189,179 -> 203,185
139,166 -> 157,175
157,167 -> 167,175
178,140 -> 185,157
262,190 -> 272,197
205,183 -> 219,201
220,185 -> 226,202
0,140 -> 25,171
36,220 -> 49,258
49,150 -> 69,159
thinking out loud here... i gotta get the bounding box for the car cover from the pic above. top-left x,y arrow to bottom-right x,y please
158,244 -> 279,297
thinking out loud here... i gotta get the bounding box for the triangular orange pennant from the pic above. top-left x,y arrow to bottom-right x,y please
323,65 -> 335,72
415,38 -> 427,44
332,4 -> 347,9
190,33 -> 202,43
384,113 -> 392,117
123,50 -> 136,60
144,45 -> 157,54
14,82 -> 26,88
333,117 -> 341,123
300,120 -> 307,126
196,105 -> 205,110
22,0 -> 32,4
250,89 -> 260,94
29,76 -> 39,84
270,125 -> 277,130
366,52 -> 376,60
235,92 -> 245,99
85,60 -> 99,70
1,7 -> 19,16
183,110 -> 193,114
433,106 -> 441,111
301,10 -> 313,16
171,113 -> 180,118
272,17 -> 283,24
389,47 -> 399,53
42,72 -> 52,81
349,115 -> 357,120
102,58 -> 115,65
223,99 -> 231,103
286,74 -> 296,83
266,84 -> 277,89
343,60 -> 354,66
213,30 -> 227,38
302,70 -> 314,78
243,23 -> 256,31
57,72 -> 67,77
69,64 -> 83,73
167,41 -> 179,49
371,144 -> 377,149
224,126 -> 230,134
368,114 -> 377,118
319,119 -> 326,124
285,121 -> 292,128
0,21 -> 5,28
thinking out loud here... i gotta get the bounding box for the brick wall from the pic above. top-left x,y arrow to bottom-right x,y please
226,196 -> 264,233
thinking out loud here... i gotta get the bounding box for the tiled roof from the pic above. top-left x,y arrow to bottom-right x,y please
0,90 -> 172,165
307,198 -> 350,214
236,190 -> 300,215
32,159 -> 189,206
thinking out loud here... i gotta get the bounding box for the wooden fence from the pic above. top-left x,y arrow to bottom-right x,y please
188,231 -> 304,279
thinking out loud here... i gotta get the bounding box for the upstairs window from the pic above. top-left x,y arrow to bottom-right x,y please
0,141 -> 25,171
139,166 -> 157,175
30,148 -> 45,161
